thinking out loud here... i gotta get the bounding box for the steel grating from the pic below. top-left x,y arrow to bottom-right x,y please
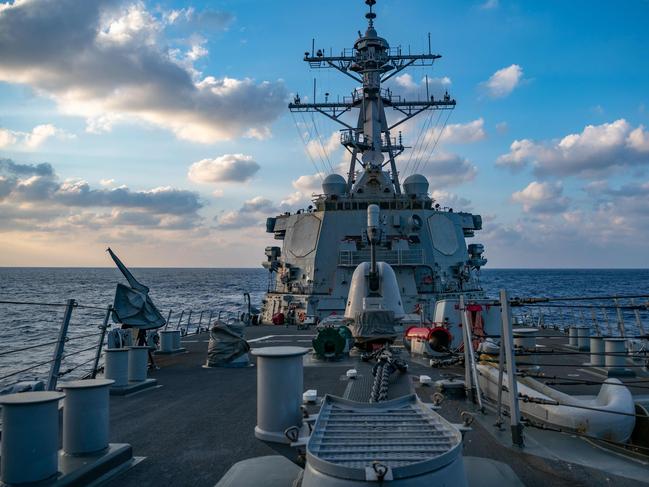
307,394 -> 462,476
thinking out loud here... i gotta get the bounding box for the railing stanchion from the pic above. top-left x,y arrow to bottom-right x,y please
185,310 -> 193,336
164,309 -> 173,331
496,320 -> 506,428
176,310 -> 185,330
197,311 -> 204,334
47,299 -> 75,391
631,299 -> 646,335
91,305 -> 112,378
499,289 -> 523,447
602,307 -> 612,335
460,295 -> 473,395
614,297 -> 626,337
591,308 -> 601,336
459,295 -> 483,411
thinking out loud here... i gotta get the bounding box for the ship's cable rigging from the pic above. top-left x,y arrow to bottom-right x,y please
401,104 -> 436,178
412,108 -> 444,175
414,108 -> 453,176
407,108 -> 444,177
311,112 -> 334,173
290,112 -> 325,182
301,110 -> 335,176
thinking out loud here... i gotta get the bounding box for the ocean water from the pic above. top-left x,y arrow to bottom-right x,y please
1,267 -> 648,388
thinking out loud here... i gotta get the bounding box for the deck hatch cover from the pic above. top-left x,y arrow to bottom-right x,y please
306,394 -> 463,481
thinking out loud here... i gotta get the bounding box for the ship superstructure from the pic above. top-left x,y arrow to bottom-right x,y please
261,0 -> 487,324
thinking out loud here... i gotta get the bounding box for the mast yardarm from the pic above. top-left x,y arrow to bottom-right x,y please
289,0 -> 455,195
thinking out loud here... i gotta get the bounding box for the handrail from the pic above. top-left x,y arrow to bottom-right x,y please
1,299 -> 253,389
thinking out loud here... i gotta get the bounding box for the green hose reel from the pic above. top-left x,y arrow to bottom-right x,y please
312,326 -> 351,359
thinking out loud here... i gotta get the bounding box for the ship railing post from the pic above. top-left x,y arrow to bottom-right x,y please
197,310 -> 204,334
164,309 -> 173,331
91,305 -> 112,378
614,297 -> 626,337
185,310 -> 193,336
602,306 -> 612,335
499,289 -> 523,447
176,310 -> 185,331
591,308 -> 601,336
459,295 -> 483,411
47,298 -> 75,391
496,321 -> 506,429
460,295 -> 473,396
631,299 -> 646,335
207,310 -> 214,328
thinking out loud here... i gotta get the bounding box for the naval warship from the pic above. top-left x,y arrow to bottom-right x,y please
1,2 -> 648,487
260,0 -> 486,326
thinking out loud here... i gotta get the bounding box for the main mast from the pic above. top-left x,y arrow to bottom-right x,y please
289,0 -> 456,196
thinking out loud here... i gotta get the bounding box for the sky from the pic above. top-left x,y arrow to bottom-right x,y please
0,0 -> 648,268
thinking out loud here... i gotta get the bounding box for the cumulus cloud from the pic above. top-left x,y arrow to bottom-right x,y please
482,64 -> 524,98
306,132 -> 340,161
241,196 -> 276,213
430,190 -> 472,210
164,7 -> 234,31
0,124 -> 73,149
216,195 -> 278,230
425,118 -> 486,145
24,124 -> 74,148
497,119 -> 649,177
0,1 -> 286,143
278,172 -> 329,209
292,173 -> 325,195
187,154 -> 260,184
511,181 -> 570,214
392,73 -> 452,97
0,158 -> 203,232
0,128 -> 17,148
416,152 -> 477,189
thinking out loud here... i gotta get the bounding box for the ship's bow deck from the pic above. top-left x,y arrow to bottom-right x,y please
105,326 -> 648,487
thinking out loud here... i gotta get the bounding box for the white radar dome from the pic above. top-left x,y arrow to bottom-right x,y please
322,174 -> 346,196
403,174 -> 429,197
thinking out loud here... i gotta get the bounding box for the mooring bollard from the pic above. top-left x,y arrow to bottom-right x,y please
59,379 -> 114,455
159,330 -> 176,352
171,329 -> 182,350
605,338 -> 627,372
576,326 -> 590,351
252,346 -> 309,443
128,346 -> 149,382
568,326 -> 578,347
589,337 -> 605,366
104,348 -> 129,387
513,328 -> 537,350
0,391 -> 65,485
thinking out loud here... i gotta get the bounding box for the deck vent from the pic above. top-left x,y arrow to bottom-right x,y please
303,394 -> 467,485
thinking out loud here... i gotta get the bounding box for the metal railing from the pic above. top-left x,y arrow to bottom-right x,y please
509,294 -> 649,337
338,249 -> 424,266
453,291 -> 649,450
0,299 -> 112,392
164,308 -> 240,335
0,300 -> 235,393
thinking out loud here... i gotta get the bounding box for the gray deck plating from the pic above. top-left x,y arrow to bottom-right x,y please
102,326 -> 648,487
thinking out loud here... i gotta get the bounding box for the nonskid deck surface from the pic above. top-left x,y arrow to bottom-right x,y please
105,326 -> 647,487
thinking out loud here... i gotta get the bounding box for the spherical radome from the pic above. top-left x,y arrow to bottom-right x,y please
403,174 -> 429,196
322,173 -> 346,196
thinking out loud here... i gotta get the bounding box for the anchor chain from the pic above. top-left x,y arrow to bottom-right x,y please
368,346 -> 408,403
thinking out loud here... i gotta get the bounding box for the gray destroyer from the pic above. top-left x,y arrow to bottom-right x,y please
261,0 -> 487,325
